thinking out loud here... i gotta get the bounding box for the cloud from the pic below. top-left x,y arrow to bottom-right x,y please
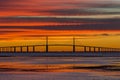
0,17 -> 119,30
0,0 -> 119,16
0,0 -> 119,41
0,16 -> 120,22
0,31 -> 25,34
0,23 -> 119,30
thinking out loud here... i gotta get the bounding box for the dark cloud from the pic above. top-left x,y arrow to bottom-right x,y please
0,0 -> 119,16
34,9 -> 96,15
0,31 -> 24,34
0,0 -> 119,31
0,17 -> 120,23
0,17 -> 119,30
35,6 -> 120,15
0,0 -> 119,41
0,23 -> 119,30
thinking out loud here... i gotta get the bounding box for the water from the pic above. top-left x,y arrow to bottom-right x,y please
0,57 -> 119,80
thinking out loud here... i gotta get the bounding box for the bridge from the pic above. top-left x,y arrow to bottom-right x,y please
0,36 -> 120,53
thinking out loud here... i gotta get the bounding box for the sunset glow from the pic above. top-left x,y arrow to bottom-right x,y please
0,0 -> 120,48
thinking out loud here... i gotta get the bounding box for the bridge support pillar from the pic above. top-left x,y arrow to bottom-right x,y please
46,36 -> 48,53
14,47 -> 16,53
20,47 -> 22,53
26,46 -> 29,53
93,47 -> 96,53
84,46 -> 87,52
73,37 -> 75,53
33,46 -> 35,53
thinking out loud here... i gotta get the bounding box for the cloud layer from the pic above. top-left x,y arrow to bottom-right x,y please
0,0 -> 120,40
0,0 -> 120,16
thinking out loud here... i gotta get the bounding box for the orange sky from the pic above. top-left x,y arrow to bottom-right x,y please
0,0 -> 120,48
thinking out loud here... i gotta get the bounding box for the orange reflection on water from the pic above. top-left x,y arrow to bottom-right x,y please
0,62 -> 119,79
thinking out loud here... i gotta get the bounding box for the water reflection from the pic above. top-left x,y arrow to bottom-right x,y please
0,57 -> 119,80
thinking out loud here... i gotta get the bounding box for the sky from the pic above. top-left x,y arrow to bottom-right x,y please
0,0 -> 120,48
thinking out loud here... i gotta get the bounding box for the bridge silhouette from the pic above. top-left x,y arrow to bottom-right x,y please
0,36 -> 120,53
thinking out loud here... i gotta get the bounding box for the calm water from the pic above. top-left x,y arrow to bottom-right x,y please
0,57 -> 119,80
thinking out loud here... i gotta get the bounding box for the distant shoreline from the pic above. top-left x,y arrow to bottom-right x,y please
0,52 -> 120,57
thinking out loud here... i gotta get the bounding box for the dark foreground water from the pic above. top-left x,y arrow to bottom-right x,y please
0,57 -> 119,80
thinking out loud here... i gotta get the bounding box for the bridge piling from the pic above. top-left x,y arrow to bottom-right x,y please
20,46 -> 22,53
46,36 -> 48,53
84,46 -> 87,52
13,47 -> 16,53
93,47 -> 96,53
33,46 -> 35,53
89,47 -> 92,52
26,46 -> 29,53
73,37 -> 76,53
